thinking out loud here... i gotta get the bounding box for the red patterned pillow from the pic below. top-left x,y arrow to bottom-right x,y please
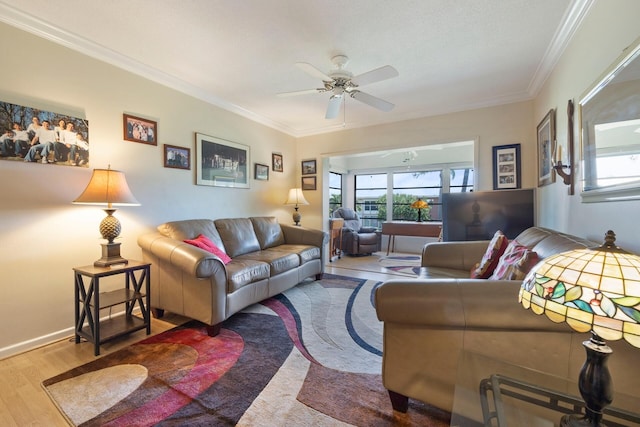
184,234 -> 232,265
471,230 -> 509,279
489,240 -> 539,280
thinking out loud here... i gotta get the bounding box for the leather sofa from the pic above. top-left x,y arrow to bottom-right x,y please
332,207 -> 381,255
375,226 -> 640,417
137,217 -> 327,336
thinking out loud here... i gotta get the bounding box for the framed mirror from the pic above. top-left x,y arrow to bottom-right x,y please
580,36 -> 640,202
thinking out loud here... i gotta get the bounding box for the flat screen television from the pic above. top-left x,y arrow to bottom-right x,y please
442,189 -> 535,241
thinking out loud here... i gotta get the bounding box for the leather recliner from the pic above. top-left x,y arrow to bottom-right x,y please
332,207 -> 381,256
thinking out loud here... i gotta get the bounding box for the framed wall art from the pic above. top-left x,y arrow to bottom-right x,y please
163,144 -> 190,170
272,152 -> 283,172
254,163 -> 269,180
301,175 -> 317,190
537,109 -> 556,187
0,99 -> 90,167
301,159 -> 316,175
492,144 -> 521,190
123,113 -> 157,145
196,133 -> 250,188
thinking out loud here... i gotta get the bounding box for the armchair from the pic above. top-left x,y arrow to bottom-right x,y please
332,207 -> 381,256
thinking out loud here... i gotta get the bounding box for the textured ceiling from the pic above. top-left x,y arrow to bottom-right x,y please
0,0 -> 592,137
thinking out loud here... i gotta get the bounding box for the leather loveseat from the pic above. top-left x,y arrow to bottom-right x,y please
138,217 -> 327,336
375,227 -> 640,416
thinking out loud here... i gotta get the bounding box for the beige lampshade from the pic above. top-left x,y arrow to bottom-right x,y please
73,168 -> 140,208
284,188 -> 309,207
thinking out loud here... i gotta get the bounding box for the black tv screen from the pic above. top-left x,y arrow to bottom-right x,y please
442,189 -> 535,241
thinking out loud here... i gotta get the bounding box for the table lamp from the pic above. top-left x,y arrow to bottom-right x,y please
410,198 -> 429,222
73,167 -> 140,266
284,188 -> 309,226
519,230 -> 640,426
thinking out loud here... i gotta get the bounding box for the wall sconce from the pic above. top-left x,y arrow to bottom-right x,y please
73,167 -> 140,266
553,99 -> 575,195
284,188 -> 309,226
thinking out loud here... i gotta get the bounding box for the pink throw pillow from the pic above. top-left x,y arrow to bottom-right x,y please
184,234 -> 232,265
489,240 -> 539,280
470,230 -> 509,279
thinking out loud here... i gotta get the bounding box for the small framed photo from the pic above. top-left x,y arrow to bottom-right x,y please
164,144 -> 190,170
301,159 -> 317,175
537,109 -> 556,187
254,163 -> 269,180
301,175 -> 316,190
123,114 -> 157,145
272,153 -> 283,172
492,144 -> 521,190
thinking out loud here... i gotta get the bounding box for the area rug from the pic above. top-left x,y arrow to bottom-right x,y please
43,274 -> 449,426
377,255 -> 422,276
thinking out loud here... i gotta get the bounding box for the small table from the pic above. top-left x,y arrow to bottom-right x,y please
451,351 -> 640,427
381,221 -> 442,255
73,261 -> 151,356
329,218 -> 344,262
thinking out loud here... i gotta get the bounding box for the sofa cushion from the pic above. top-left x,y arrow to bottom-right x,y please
237,249 -> 300,276
250,216 -> 285,249
270,244 -> 321,264
471,230 -> 508,279
184,234 -> 232,265
158,219 -> 226,251
489,240 -> 539,280
214,218 -> 261,257
225,259 -> 271,293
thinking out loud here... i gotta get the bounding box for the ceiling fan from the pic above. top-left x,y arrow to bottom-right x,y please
277,55 -> 399,119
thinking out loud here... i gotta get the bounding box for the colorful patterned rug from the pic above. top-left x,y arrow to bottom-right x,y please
42,274 -> 449,426
377,255 -> 422,276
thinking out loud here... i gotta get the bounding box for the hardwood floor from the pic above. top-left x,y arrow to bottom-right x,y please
0,251 -> 415,426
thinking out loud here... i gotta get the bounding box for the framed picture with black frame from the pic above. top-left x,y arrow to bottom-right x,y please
492,143 -> 521,190
537,109 -> 556,187
254,163 -> 269,180
301,159 -> 316,175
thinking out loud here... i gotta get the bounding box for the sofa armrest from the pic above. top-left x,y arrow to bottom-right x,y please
375,278 -> 572,333
137,232 -> 227,279
281,224 -> 328,248
421,240 -> 490,271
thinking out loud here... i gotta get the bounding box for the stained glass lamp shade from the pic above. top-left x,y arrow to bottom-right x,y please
519,230 -> 640,426
410,198 -> 429,222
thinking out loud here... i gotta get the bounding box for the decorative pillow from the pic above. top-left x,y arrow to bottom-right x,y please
489,240 -> 539,281
470,230 -> 509,279
184,234 -> 232,265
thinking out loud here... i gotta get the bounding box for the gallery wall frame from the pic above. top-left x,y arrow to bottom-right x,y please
301,175 -> 317,190
537,109 -> 556,187
123,113 -> 157,145
196,132 -> 250,188
254,163 -> 269,180
301,159 -> 316,175
0,99 -> 90,167
163,144 -> 190,170
492,143 -> 521,190
272,153 -> 283,172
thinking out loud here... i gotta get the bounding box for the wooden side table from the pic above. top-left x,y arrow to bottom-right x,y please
73,261 -> 151,356
329,218 -> 344,262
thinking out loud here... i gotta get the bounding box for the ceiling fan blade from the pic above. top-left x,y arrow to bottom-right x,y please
350,91 -> 395,112
296,62 -> 333,82
277,88 -> 323,97
325,95 -> 343,119
351,65 -> 398,87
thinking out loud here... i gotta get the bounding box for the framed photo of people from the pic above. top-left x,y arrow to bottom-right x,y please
163,144 -> 190,170
0,99 -> 89,167
123,113 -> 157,145
492,144 -> 521,190
196,133 -> 250,188
272,153 -> 283,172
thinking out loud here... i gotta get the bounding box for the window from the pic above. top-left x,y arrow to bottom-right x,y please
329,172 -> 342,214
354,166 -> 474,228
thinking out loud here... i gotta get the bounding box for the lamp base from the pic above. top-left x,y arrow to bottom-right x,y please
94,242 -> 129,267
560,414 -> 607,427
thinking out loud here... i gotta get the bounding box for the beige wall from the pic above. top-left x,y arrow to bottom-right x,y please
1,1 -> 639,357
